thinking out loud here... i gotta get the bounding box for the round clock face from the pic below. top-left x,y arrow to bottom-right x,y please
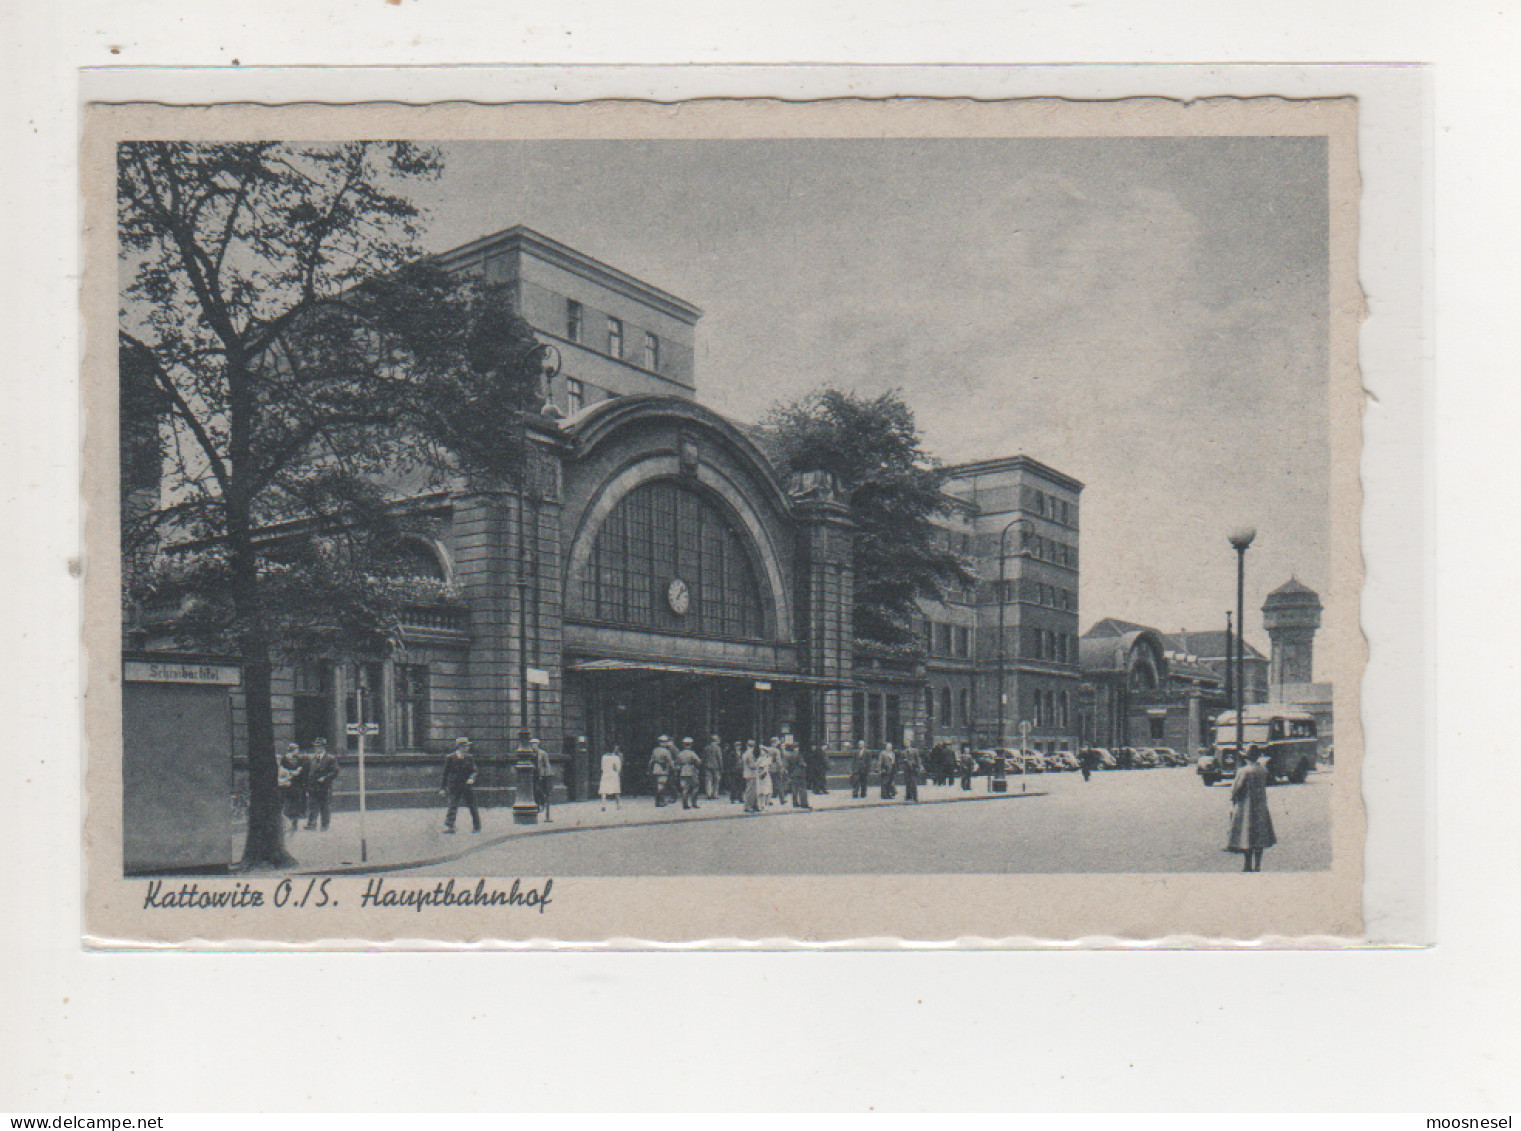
666,577 -> 691,615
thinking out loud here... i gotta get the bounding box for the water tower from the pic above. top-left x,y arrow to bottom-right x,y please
1261,577 -> 1322,697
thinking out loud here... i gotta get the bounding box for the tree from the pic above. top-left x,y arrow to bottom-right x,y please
761,388 -> 976,649
118,141 -> 544,868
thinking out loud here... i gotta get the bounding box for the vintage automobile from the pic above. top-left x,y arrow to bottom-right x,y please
1198,707 -> 1319,785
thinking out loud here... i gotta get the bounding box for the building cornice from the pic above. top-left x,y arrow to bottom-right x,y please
434,225 -> 703,325
944,455 -> 1085,493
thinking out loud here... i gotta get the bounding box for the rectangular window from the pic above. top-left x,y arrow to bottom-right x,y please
566,378 -> 584,414
643,331 -> 659,370
344,662 -> 383,752
566,299 -> 582,343
292,660 -> 333,748
852,692 -> 866,743
955,625 -> 970,658
959,688 -> 970,728
936,622 -> 953,656
885,694 -> 901,748
395,664 -> 429,751
607,316 -> 623,359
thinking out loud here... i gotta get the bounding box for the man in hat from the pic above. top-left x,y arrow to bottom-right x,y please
440,736 -> 481,833
786,740 -> 811,809
278,742 -> 308,833
675,737 -> 702,810
304,737 -> 339,831
648,736 -> 676,807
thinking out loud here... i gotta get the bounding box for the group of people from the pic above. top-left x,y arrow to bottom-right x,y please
847,740 -> 925,802
276,737 -> 342,833
597,734 -> 840,813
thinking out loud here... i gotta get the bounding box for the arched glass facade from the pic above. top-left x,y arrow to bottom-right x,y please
583,478 -> 765,639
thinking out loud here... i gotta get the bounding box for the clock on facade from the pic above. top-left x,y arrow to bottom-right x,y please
666,577 -> 691,615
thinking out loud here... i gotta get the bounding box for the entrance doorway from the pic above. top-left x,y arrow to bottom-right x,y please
587,672 -> 781,795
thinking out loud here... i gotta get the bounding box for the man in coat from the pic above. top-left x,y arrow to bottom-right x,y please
648,736 -> 676,807
900,745 -> 921,802
304,737 -> 339,831
878,743 -> 897,800
850,740 -> 872,799
675,737 -> 703,809
786,741 -> 811,809
440,736 -> 481,833
701,735 -> 724,801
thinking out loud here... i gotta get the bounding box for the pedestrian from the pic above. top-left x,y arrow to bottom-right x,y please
1079,747 -> 1094,783
440,736 -> 481,834
878,742 -> 897,800
900,745 -> 921,802
304,736 -> 339,831
727,741 -> 746,804
958,745 -> 975,791
786,741 -> 811,809
648,736 -> 675,807
742,740 -> 761,813
278,742 -> 307,833
676,737 -> 702,810
599,744 -> 624,811
850,740 -> 872,799
531,737 -> 555,823
756,741 -> 776,808
1225,749 -> 1277,872
702,734 -> 723,801
808,742 -> 830,795
771,736 -> 791,806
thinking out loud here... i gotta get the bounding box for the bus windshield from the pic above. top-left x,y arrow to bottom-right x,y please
1216,722 -> 1271,745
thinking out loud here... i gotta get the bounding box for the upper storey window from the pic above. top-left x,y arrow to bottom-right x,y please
583,479 -> 765,639
566,299 -> 583,343
606,316 -> 623,360
643,331 -> 660,371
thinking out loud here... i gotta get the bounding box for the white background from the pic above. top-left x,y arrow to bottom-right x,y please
2,0 -> 1514,1114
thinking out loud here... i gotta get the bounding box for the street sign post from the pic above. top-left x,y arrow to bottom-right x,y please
349,689 -> 379,863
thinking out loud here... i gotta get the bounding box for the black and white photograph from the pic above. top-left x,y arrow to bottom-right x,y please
86,96 -> 1364,943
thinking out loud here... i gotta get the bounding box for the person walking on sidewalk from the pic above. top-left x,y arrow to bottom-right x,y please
440,736 -> 481,834
702,735 -> 723,801
958,745 -> 975,791
900,745 -> 921,802
878,743 -> 898,800
304,737 -> 339,831
850,740 -> 872,799
648,736 -> 676,807
676,737 -> 703,810
531,737 -> 555,823
1225,749 -> 1277,872
599,745 -> 624,812
756,740 -> 777,809
742,740 -> 761,813
278,743 -> 307,833
808,742 -> 830,795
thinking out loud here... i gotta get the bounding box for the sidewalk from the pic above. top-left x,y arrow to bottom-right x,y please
274,779 -> 1049,875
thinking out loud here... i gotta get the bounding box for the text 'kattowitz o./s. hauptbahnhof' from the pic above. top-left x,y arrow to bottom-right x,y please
122,226 -> 1328,854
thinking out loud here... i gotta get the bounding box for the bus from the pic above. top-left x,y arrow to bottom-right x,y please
1197,707 -> 1318,787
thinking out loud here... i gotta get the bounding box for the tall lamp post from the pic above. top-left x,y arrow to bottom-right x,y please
1228,527 -> 1256,760
996,517 -> 1032,752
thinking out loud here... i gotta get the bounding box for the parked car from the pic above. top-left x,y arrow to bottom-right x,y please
1084,747 -> 1117,770
1152,746 -> 1183,767
1054,752 -> 1080,772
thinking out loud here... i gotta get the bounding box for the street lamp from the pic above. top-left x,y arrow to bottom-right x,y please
1228,526 -> 1256,762
996,516 -> 1032,752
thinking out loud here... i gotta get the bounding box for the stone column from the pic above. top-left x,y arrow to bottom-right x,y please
791,489 -> 855,756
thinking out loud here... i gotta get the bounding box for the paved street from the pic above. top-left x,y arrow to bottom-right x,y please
338,764 -> 1333,877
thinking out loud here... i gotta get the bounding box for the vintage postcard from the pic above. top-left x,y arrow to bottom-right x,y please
82,96 -> 1365,945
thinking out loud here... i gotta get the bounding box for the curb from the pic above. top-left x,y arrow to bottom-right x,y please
294,788 -> 1050,877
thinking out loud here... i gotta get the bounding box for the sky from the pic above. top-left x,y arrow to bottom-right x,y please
408,137 -> 1330,652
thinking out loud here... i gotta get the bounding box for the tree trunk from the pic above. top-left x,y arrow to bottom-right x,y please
239,647 -> 294,869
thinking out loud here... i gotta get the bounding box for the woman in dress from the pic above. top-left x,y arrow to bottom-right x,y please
1225,749 -> 1277,872
599,744 -> 624,811
755,741 -> 776,809
742,740 -> 761,813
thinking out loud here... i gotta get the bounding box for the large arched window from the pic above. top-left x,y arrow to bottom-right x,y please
583,478 -> 765,638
